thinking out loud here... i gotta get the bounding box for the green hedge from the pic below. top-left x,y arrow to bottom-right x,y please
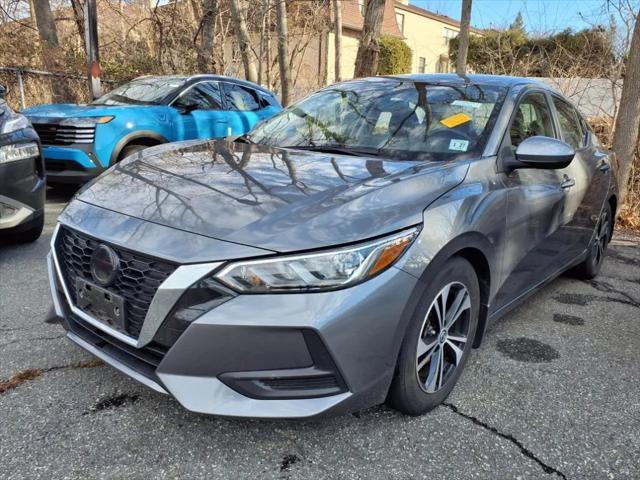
377,35 -> 413,75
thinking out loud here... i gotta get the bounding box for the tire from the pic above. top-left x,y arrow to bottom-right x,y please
8,214 -> 44,244
571,202 -> 612,280
387,256 -> 480,416
118,144 -> 147,162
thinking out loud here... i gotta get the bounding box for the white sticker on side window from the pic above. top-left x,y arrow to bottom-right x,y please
452,100 -> 482,109
449,139 -> 469,151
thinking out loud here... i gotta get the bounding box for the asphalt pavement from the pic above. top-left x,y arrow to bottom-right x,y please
1,189 -> 639,480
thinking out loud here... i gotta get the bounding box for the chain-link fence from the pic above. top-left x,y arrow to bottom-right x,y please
0,67 -> 119,110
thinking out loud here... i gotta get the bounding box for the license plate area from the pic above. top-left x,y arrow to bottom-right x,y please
75,277 -> 127,332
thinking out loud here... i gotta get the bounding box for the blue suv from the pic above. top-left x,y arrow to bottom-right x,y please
23,75 -> 281,184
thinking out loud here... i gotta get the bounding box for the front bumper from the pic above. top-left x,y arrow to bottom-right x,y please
42,146 -> 102,183
48,224 -> 419,418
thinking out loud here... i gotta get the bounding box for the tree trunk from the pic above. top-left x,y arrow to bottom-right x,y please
353,0 -> 385,78
228,0 -> 258,82
332,0 -> 342,82
32,0 -> 68,101
456,0 -> 472,75
70,0 -> 86,52
198,0 -> 218,72
33,0 -> 59,48
276,0 -> 291,105
612,11 -> 640,203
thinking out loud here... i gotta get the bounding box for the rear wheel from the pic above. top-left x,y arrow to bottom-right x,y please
571,203 -> 612,279
388,256 -> 479,415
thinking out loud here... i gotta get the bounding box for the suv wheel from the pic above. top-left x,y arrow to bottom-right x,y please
388,256 -> 479,415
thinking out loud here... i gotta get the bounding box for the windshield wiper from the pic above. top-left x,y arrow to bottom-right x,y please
281,145 -> 380,157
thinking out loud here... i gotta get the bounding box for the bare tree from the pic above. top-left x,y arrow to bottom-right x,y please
228,0 -> 258,82
32,0 -> 59,49
70,0 -> 85,51
333,0 -> 342,82
197,0 -> 218,72
612,9 -> 640,202
276,0 -> 291,105
456,0 -> 472,75
354,0 -> 385,78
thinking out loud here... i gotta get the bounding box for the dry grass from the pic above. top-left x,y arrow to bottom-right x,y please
0,359 -> 103,395
0,368 -> 42,394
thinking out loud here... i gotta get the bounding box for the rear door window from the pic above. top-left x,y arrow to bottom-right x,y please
222,83 -> 261,111
509,92 -> 555,147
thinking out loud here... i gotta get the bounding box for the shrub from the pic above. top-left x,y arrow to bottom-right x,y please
377,35 -> 413,75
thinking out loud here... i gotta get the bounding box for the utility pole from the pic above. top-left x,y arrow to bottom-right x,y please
456,0 -> 472,76
333,0 -> 342,82
84,0 -> 101,99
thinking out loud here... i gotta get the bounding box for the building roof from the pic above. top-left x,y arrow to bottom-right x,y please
394,2 -> 484,35
342,0 -> 404,37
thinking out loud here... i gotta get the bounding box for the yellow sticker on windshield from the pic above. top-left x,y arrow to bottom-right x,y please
440,112 -> 472,128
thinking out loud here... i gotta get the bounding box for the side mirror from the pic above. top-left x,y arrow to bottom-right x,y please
509,136 -> 575,170
0,84 -> 6,100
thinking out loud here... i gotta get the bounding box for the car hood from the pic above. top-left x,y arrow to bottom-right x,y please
75,140 -> 470,253
22,103 -> 153,120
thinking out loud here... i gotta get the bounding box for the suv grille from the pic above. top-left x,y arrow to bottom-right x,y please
55,226 -> 177,338
33,123 -> 95,146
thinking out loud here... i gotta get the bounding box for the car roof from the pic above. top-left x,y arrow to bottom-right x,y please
132,74 -> 274,95
383,73 -> 555,91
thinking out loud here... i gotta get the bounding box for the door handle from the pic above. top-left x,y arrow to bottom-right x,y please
561,177 -> 576,189
598,161 -> 610,173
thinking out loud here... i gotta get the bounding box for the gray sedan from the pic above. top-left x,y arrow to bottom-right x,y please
46,74 -> 617,418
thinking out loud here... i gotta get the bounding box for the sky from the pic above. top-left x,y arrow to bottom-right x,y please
411,0 -> 636,34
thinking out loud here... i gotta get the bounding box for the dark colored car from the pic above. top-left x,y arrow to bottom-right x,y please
0,85 -> 45,243
46,74 -> 617,418
23,75 -> 281,184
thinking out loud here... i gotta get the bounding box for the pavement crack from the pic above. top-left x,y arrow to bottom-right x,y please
582,279 -> 640,309
443,403 -> 567,479
0,359 -> 103,395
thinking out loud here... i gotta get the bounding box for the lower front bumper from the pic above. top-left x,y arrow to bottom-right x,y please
48,248 -> 420,418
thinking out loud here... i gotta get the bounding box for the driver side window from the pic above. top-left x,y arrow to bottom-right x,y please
510,92 -> 555,147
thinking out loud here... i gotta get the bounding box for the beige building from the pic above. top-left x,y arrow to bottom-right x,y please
326,0 -> 483,83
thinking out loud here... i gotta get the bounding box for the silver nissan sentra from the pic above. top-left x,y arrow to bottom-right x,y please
47,74 -> 617,418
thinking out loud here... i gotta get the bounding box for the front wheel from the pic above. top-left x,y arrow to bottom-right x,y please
388,256 -> 479,415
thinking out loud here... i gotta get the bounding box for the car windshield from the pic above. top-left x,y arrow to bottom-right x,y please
250,79 -> 507,160
92,78 -> 186,106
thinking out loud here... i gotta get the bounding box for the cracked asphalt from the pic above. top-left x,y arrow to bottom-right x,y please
1,189 -> 639,480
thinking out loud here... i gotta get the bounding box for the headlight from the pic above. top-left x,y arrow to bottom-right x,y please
0,142 -> 39,164
58,116 -> 114,127
216,227 -> 419,293
1,114 -> 30,134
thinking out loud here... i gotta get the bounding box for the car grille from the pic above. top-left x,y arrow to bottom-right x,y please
33,123 -> 95,146
55,226 -> 177,339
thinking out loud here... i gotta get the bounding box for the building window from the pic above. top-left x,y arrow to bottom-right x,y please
418,57 -> 426,73
443,27 -> 457,46
358,0 -> 365,16
396,12 -> 405,33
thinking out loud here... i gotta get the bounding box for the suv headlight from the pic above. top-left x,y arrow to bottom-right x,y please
1,114 -> 30,134
216,227 -> 419,293
0,142 -> 39,164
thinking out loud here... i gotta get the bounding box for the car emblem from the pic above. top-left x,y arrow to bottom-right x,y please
90,244 -> 120,287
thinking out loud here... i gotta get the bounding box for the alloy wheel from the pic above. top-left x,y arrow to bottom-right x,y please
415,282 -> 471,393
